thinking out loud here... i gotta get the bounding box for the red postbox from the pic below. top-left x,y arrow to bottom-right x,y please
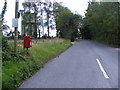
24,36 -> 32,48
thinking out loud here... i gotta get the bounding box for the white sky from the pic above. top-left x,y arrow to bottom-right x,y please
0,0 -> 89,36
56,0 -> 89,16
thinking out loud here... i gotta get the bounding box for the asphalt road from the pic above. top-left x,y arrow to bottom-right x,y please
20,40 -> 118,88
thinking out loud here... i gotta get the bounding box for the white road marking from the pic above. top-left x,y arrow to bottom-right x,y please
96,58 -> 109,79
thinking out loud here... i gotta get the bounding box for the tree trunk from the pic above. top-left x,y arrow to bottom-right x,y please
47,13 -> 49,37
38,29 -> 40,39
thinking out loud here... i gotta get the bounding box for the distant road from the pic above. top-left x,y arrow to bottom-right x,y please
20,40 -> 118,88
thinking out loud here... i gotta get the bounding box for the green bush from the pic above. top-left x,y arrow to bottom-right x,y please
2,37 -> 25,62
2,36 -> 9,51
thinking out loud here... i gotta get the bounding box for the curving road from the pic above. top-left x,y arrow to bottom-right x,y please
20,40 -> 119,88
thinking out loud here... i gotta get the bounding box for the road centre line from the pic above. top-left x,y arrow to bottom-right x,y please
96,58 -> 109,79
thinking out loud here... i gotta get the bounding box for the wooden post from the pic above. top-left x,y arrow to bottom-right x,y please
14,0 -> 19,53
26,48 -> 28,54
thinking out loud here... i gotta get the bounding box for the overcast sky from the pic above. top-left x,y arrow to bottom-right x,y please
56,0 -> 89,16
0,0 -> 89,36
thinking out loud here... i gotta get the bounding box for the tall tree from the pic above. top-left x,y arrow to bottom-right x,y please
22,0 -> 54,38
83,2 -> 119,47
1,0 -> 10,57
0,0 -> 8,32
1,0 -> 7,24
53,2 -> 82,41
53,2 -> 67,37
0,0 -> 8,33
44,0 -> 53,37
22,2 -> 39,38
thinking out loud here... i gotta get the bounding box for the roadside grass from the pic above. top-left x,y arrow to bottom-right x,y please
2,39 -> 72,88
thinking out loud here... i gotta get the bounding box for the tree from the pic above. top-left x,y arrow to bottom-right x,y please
43,0 -> 54,38
0,0 -> 10,58
1,0 -> 7,24
37,2 -> 43,38
1,0 -> 7,35
53,2 -> 82,41
22,2 -> 38,38
53,2 -> 68,37
83,2 -> 119,47
1,0 -> 8,32
22,1 -> 55,38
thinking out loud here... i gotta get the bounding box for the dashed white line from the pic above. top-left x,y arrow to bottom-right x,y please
96,58 -> 109,79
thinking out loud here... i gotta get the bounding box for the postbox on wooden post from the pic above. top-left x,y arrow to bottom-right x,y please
24,36 -> 32,54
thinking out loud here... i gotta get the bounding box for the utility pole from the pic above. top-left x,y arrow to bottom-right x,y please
14,0 -> 19,54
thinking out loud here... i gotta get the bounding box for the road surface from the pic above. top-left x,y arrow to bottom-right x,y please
20,40 -> 119,88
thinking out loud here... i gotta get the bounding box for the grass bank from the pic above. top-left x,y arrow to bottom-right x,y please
2,39 -> 72,88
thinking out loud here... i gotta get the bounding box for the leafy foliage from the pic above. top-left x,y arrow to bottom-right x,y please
22,2 -> 38,38
22,1 -> 55,38
83,2 -> 119,47
53,2 -> 82,41
2,36 -> 25,62
1,0 -> 7,23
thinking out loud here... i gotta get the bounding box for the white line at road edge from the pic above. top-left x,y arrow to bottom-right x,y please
96,59 -> 109,79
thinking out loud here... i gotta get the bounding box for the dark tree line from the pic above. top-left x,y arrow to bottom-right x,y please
81,2 -> 119,47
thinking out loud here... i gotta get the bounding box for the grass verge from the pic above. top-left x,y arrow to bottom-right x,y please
2,39 -> 72,88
